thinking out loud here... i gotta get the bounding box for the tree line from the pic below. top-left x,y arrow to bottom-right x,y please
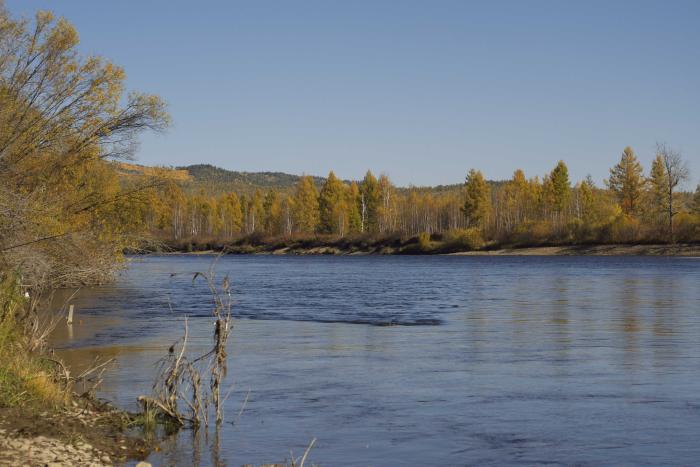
139,145 -> 699,248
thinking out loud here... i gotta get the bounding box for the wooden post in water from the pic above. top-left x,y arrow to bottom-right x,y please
67,304 -> 74,325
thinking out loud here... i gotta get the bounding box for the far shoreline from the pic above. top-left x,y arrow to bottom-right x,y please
136,243 -> 700,257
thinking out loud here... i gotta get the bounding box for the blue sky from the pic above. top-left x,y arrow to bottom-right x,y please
6,1 -> 700,187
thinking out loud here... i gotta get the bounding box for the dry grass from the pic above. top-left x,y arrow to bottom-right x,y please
0,274 -> 112,410
0,281 -> 67,409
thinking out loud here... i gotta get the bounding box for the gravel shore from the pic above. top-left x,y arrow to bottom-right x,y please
0,401 -> 153,467
0,427 -> 111,466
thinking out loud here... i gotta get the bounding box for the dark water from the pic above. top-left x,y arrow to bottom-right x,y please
50,255 -> 700,466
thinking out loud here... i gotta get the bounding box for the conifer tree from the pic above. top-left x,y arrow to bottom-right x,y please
501,169 -> 529,231
461,169 -> 490,228
607,147 -> 645,215
549,160 -> 571,214
318,171 -> 345,234
577,175 -> 597,223
347,182 -> 362,233
262,190 -> 282,234
293,175 -> 319,233
648,154 -> 669,222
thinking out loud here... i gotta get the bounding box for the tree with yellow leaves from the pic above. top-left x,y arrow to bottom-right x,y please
0,6 -> 169,286
293,175 -> 319,233
461,169 -> 490,229
606,147 -> 645,216
318,171 -> 345,234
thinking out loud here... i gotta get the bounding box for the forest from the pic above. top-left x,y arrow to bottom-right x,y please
122,146 -> 700,253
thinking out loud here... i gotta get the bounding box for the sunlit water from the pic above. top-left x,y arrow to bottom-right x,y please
49,255 -> 700,466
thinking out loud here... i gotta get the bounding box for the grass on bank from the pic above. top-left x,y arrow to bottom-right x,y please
0,275 -> 68,410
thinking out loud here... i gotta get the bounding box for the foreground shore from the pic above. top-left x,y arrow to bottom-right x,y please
0,400 -> 153,466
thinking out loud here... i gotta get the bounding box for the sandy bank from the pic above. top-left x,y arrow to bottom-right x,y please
151,243 -> 700,257
449,244 -> 700,256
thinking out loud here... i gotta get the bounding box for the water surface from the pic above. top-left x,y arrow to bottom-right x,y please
50,255 -> 700,466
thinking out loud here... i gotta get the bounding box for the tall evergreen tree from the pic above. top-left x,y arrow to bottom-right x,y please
548,160 -> 571,214
318,171 -> 345,234
293,175 -> 319,233
648,154 -> 669,222
347,182 -> 362,233
578,176 -> 596,223
607,147 -> 645,215
461,169 -> 490,228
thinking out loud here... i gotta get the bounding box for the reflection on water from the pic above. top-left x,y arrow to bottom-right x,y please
49,255 -> 700,466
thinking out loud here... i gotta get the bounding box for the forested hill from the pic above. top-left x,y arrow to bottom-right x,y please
117,162 -> 469,195
180,164 -> 326,194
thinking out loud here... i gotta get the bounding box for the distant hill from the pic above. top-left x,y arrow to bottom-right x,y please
116,162 -> 191,182
179,164 -> 326,194
116,162 -> 495,196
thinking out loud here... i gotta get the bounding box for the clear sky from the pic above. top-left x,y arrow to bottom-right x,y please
6,0 -> 700,187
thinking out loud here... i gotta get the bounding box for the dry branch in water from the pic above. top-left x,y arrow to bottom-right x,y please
140,255 -> 233,428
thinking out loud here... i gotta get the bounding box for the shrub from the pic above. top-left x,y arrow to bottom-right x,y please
417,232 -> 432,251
442,228 -> 484,251
673,212 -> 700,242
608,214 -> 641,244
510,220 -> 552,246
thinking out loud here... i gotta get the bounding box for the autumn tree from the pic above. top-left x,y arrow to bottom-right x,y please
318,171 -> 345,234
359,170 -> 380,233
548,160 -> 571,216
647,154 -> 668,222
500,169 -> 530,233
281,195 -> 295,236
245,191 -> 264,233
607,147 -> 645,215
217,192 -> 243,238
376,174 -> 398,233
461,169 -> 490,228
346,182 -> 362,233
262,190 -> 282,234
293,175 -> 319,233
0,6 -> 169,286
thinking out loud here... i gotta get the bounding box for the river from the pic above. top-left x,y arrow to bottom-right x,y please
49,255 -> 700,466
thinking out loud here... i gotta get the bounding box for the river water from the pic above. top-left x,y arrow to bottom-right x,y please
49,255 -> 700,466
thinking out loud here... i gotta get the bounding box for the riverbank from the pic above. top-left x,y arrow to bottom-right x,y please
0,400 -> 152,466
145,241 -> 700,257
0,277 -> 156,466
450,243 -> 700,256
